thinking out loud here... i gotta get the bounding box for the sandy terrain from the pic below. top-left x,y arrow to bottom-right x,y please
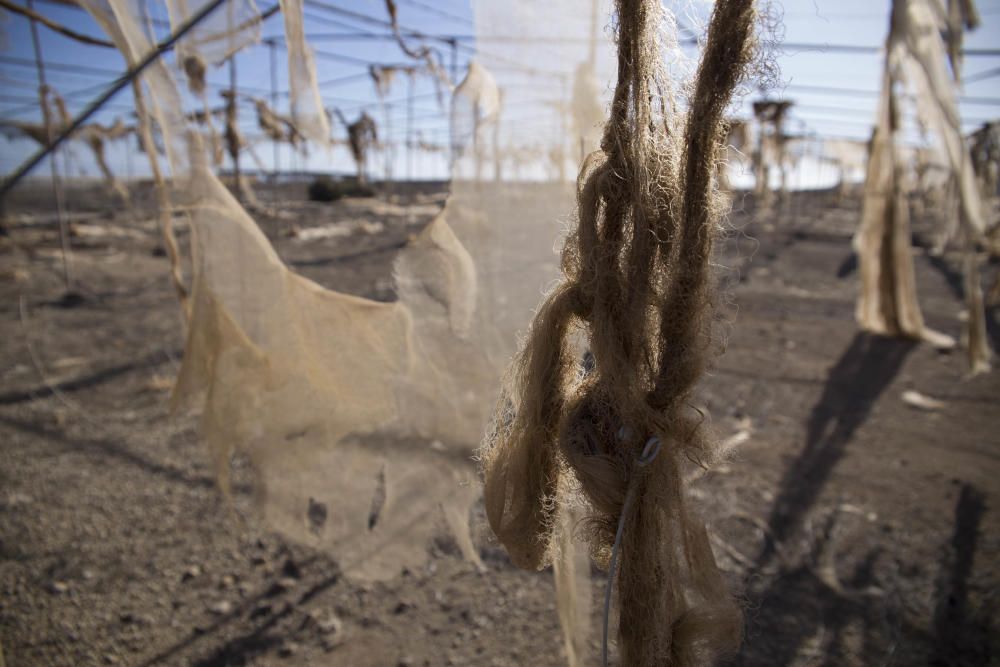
1,180 -> 997,666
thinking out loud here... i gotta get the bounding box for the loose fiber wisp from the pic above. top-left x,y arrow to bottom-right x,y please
480,0 -> 757,664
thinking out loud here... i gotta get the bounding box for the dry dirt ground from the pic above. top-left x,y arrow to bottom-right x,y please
1,181 -> 997,666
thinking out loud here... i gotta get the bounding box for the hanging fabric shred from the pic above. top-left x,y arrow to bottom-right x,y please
857,0 -> 991,371
279,0 -> 330,146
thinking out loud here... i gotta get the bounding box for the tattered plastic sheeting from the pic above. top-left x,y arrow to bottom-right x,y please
1,115 -> 132,201
170,170 -> 505,581
963,251 -> 992,375
970,121 -> 1000,209
79,0 -> 192,169
165,0 -> 260,67
856,75 -> 934,342
171,174 -> 490,579
80,0 -> 493,581
252,97 -> 302,147
164,0 -> 259,163
857,0 -> 991,371
453,0 -> 621,660
552,504 -> 592,667
895,0 -> 985,235
716,119 -> 751,191
450,61 -> 501,180
825,138 -> 868,195
946,0 -> 980,83
462,0 -> 618,183
571,61 -> 604,158
334,110 -> 377,184
279,0 -> 330,146
751,100 -> 793,201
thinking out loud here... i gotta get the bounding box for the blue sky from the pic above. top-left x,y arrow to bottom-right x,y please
1,0 -> 998,181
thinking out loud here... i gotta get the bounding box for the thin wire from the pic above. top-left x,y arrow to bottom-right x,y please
0,54 -> 122,78
602,436 -> 662,667
398,0 -> 472,27
964,66 -> 1000,84
0,0 -> 116,47
782,82 -> 1000,106
303,0 -> 567,80
1,0 -> 230,196
26,0 -> 72,291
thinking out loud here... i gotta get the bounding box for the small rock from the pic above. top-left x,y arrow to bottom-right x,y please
902,389 -> 946,412
209,600 -> 233,615
278,641 -> 298,657
5,492 -> 33,507
182,565 -> 202,582
266,577 -> 297,596
219,574 -> 235,589
316,612 -> 343,635
393,600 -> 413,615
398,656 -> 415,667
50,581 -> 70,594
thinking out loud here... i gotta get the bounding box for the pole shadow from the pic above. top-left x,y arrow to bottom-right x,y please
931,483 -> 990,666
756,332 -> 916,569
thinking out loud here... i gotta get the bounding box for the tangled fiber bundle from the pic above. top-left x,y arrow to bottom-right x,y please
480,0 -> 755,664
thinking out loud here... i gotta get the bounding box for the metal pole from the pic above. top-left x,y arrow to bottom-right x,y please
589,0 -> 598,67
406,72 -> 414,181
450,38 -> 458,83
26,0 -> 71,290
448,38 -> 458,181
268,39 -> 279,182
383,101 -> 392,187
229,54 -> 241,196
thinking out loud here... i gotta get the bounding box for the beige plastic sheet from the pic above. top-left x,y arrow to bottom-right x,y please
279,0 -> 330,146
895,0 -> 985,235
856,0 -> 989,364
80,0 -> 493,580
450,61 -> 500,180
856,72 -> 930,341
164,0 -> 260,67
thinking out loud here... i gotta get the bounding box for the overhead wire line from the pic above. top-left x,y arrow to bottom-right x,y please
0,0 -> 116,47
780,82 -> 1000,106
397,0 -> 472,27
2,0 -> 233,195
303,0 -> 567,80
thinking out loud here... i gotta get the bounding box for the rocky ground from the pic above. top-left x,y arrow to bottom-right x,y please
1,180 -> 997,666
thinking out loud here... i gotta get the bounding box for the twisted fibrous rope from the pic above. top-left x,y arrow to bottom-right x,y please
480,0 -> 756,664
